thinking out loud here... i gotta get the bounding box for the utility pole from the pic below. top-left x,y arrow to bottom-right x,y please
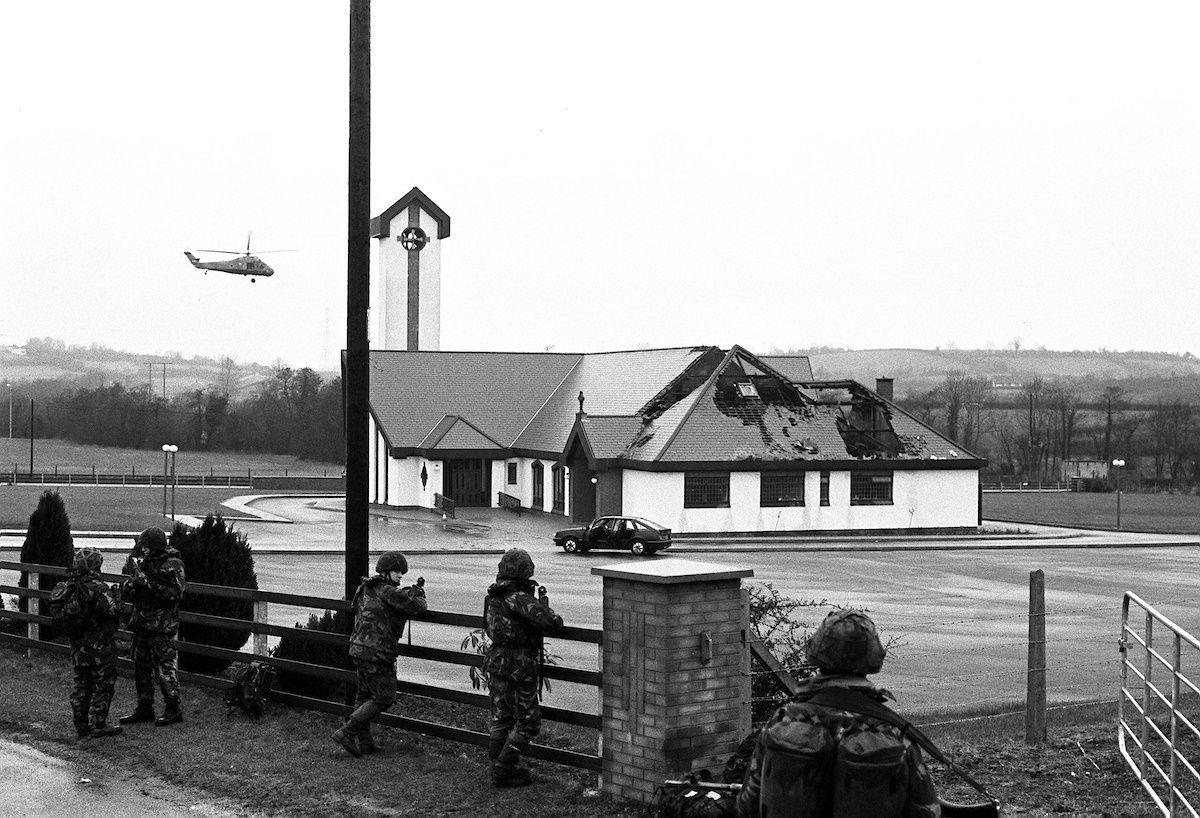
345,0 -> 371,602
28,398 -> 34,474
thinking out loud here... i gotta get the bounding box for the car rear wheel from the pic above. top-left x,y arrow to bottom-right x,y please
630,540 -> 648,556
562,537 -> 580,554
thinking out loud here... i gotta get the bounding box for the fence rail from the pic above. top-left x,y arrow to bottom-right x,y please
981,480 -> 1069,492
0,559 -> 602,770
1119,591 -> 1200,817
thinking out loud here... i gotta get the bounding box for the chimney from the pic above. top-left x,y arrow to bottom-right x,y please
875,377 -> 894,400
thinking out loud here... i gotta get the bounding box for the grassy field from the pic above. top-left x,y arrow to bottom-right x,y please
0,485 -> 258,530
0,438 -> 341,477
984,490 -> 1200,535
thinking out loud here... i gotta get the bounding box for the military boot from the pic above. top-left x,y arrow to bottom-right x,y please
331,721 -> 362,758
155,701 -> 184,727
89,723 -> 123,738
72,704 -> 91,737
491,737 -> 533,787
118,704 -> 156,725
357,724 -> 380,755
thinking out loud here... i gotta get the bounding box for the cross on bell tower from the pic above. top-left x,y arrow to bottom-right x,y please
369,188 -> 451,350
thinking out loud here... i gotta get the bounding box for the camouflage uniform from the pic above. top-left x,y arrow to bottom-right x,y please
50,549 -> 121,736
736,675 -> 941,817
484,548 -> 563,787
737,609 -> 941,817
120,528 -> 186,723
332,551 -> 427,756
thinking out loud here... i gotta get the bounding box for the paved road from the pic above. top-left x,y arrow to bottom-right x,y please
0,737 -> 225,816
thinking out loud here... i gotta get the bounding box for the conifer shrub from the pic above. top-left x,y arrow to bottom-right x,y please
18,490 -> 74,641
168,515 -> 258,673
271,609 -> 353,699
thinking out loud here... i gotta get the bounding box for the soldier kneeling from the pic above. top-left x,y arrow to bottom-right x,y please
50,547 -> 122,738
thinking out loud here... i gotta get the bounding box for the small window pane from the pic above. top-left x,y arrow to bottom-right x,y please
761,472 -> 805,507
819,471 -> 830,506
850,472 -> 893,505
506,462 -> 517,485
684,472 -> 730,508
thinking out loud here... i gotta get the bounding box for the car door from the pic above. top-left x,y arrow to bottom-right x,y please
587,518 -> 612,549
612,518 -> 634,550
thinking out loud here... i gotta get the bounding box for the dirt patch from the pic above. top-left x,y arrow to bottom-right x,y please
0,646 -> 1163,815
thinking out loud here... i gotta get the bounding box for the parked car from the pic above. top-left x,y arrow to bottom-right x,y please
553,516 -> 672,556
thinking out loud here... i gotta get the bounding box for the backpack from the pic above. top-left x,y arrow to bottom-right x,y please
224,661 -> 276,719
758,698 -> 909,818
49,579 -> 88,639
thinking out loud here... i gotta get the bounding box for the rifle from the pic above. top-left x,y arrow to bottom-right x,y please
807,687 -> 1000,817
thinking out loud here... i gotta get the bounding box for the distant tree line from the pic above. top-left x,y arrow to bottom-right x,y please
6,366 -> 344,465
900,372 -> 1199,488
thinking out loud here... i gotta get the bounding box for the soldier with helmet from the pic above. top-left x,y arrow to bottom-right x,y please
48,547 -> 123,738
119,526 -> 187,728
484,547 -> 563,788
737,609 -> 941,817
332,550 -> 428,757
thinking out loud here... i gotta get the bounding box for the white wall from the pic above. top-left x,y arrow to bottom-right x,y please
494,456 -> 567,515
621,468 -> 979,534
373,206 -> 442,351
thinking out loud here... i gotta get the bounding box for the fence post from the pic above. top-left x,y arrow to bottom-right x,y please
1025,569 -> 1046,744
27,571 -> 39,658
591,558 -> 754,804
253,600 -> 269,657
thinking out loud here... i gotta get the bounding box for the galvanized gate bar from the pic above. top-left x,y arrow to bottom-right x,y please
1119,591 -> 1200,817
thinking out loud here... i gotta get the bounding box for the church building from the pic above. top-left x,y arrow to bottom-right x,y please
362,189 -> 984,535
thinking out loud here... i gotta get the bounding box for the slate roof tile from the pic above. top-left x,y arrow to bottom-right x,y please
369,351 -> 580,449
514,347 -> 709,453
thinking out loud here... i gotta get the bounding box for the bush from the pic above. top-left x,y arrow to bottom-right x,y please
169,515 -> 258,674
271,609 -> 353,699
18,490 -> 74,641
747,583 -> 825,724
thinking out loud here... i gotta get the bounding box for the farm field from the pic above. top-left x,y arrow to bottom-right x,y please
0,438 -> 342,478
0,485 -> 264,530
985,489 -> 1200,535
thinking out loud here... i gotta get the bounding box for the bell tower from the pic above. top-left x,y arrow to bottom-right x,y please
369,187 -> 451,350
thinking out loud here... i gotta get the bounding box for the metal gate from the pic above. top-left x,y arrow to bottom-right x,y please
1119,591 -> 1200,816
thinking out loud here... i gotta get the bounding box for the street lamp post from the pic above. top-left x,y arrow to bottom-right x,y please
1112,458 -> 1126,530
161,444 -> 178,520
4,382 -> 11,439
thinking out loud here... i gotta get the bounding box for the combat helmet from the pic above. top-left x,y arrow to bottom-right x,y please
497,547 -> 535,581
807,609 -> 886,675
138,527 -> 168,555
73,547 -> 104,573
375,551 -> 408,575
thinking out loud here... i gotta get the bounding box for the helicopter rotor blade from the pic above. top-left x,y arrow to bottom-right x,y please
250,249 -> 298,254
196,249 -> 243,254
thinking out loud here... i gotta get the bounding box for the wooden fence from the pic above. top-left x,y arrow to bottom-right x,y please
0,559 -> 602,771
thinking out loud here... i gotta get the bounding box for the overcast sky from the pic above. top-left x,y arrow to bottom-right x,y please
3,2 -> 1198,369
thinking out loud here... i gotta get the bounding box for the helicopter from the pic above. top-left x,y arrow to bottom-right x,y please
184,233 -> 292,282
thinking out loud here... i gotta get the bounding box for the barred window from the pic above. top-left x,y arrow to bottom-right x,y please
850,472 -> 893,505
761,472 -> 805,507
684,472 -> 730,508
819,471 -> 830,506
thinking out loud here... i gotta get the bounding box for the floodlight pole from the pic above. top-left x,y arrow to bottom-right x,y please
345,0 -> 371,602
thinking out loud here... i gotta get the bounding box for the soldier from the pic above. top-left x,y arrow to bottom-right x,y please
118,527 -> 187,728
737,609 -> 941,817
49,547 -> 122,738
483,547 -> 563,788
332,551 -> 428,757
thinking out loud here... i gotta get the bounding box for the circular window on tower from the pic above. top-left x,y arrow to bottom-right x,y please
399,226 -> 429,251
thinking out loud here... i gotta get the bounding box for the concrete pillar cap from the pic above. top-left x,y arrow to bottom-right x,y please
591,558 -> 753,584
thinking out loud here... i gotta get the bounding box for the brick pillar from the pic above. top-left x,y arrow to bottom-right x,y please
592,558 -> 753,803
